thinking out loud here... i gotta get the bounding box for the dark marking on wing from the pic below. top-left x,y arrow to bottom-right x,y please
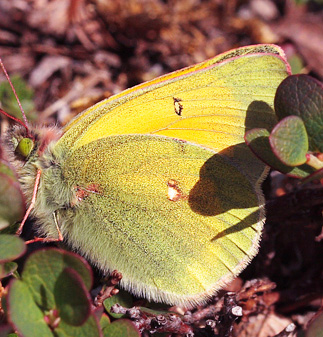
173,97 -> 183,116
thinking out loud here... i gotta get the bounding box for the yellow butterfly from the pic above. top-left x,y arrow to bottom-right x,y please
2,44 -> 290,307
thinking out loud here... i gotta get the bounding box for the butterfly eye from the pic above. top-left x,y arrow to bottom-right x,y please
16,137 -> 34,158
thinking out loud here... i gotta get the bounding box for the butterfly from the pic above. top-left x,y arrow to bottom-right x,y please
1,44 -> 290,307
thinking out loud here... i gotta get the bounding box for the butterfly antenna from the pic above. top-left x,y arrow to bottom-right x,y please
0,108 -> 30,130
0,58 -> 30,132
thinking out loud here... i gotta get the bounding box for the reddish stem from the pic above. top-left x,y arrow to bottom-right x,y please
0,58 -> 29,128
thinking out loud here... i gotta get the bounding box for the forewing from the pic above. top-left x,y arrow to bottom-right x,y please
58,44 -> 290,183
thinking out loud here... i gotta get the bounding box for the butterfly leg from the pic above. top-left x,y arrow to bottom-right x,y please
25,211 -> 63,244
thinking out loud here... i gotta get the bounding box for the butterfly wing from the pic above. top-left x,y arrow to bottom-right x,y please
50,44 -> 290,306
59,44 -> 290,182
58,135 -> 262,306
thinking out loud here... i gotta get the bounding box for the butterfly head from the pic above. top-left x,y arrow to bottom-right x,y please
3,124 -> 62,170
3,124 -> 34,167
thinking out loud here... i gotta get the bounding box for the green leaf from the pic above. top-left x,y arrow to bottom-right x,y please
0,160 -> 25,230
7,279 -> 53,337
103,289 -> 133,319
274,74 -> 323,152
245,128 -> 313,178
0,234 -> 26,263
102,319 -> 140,337
54,314 -> 102,337
269,116 -> 309,166
21,248 -> 93,310
7,249 -> 101,337
306,311 -> 323,337
0,261 -> 18,279
55,268 -> 92,326
100,314 -> 111,330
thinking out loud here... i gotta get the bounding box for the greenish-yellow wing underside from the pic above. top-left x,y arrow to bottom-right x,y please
58,135 -> 262,306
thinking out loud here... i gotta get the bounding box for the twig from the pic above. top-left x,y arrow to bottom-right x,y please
94,270 -> 122,307
217,292 -> 243,337
111,304 -> 194,336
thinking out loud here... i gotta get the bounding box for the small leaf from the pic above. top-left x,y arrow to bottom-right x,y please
275,74 -> 323,152
0,261 -> 18,279
245,128 -> 312,178
269,116 -> 308,166
55,314 -> 102,337
245,128 -> 288,171
54,268 -> 91,326
0,234 -> 26,263
22,248 -> 93,310
8,249 -> 101,337
100,314 -> 111,330
103,290 -> 133,319
7,279 -> 53,337
102,319 -> 140,337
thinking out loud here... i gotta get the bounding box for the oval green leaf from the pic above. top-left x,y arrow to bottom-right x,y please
22,248 -> 93,311
245,128 -> 313,178
274,74 -> 323,152
7,279 -> 53,337
0,234 -> 26,263
102,319 -> 140,337
100,314 -> 111,330
0,261 -> 18,279
54,268 -> 92,326
269,115 -> 309,166
54,313 -> 102,337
